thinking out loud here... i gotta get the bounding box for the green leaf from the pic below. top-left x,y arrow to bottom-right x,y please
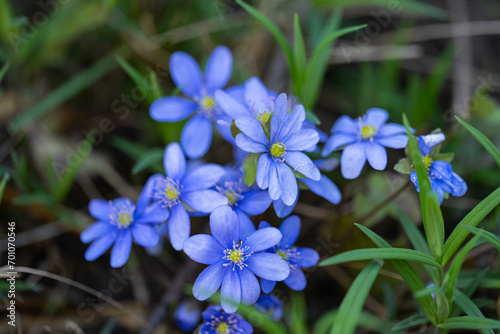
116,55 -> 156,104
9,51 -> 119,133
132,148 -> 164,174
0,61 -> 9,83
456,117 -> 500,169
236,0 -> 295,79
313,310 -> 391,334
397,210 -> 432,255
306,109 -> 321,125
288,293 -> 308,334
414,286 -> 441,299
442,186 -> 500,265
394,158 -> 412,174
0,172 -> 10,206
293,14 -> 307,94
453,289 -> 493,334
230,119 -> 242,138
433,152 -> 455,163
463,226 -> 500,252
242,153 -> 261,186
437,316 -> 500,330
320,248 -> 441,267
331,260 -> 383,334
391,313 -> 429,331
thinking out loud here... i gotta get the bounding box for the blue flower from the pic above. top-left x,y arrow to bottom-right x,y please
410,133 -> 467,205
183,205 -> 290,313
81,183 -> 168,268
174,300 -> 202,332
199,306 -> 253,334
216,167 -> 272,240
322,108 -> 408,179
147,142 -> 228,250
255,294 -> 283,321
150,46 -> 233,159
234,93 -> 321,206
258,216 -> 319,293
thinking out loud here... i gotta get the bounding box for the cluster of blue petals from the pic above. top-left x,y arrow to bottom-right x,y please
199,306 -> 253,334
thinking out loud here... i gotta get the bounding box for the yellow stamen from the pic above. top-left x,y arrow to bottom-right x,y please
423,155 -> 433,169
201,96 -> 216,110
271,142 -> 286,158
118,213 -> 132,226
361,125 -> 377,139
216,322 -> 229,334
228,249 -> 242,263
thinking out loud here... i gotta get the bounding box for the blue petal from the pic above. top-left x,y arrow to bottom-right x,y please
236,318 -> 254,333
226,84 -> 245,103
238,190 -> 272,215
275,162 -> 298,206
164,142 -> 186,180
273,198 -> 296,218
150,96 -> 197,122
430,179 -> 445,205
170,51 -> 203,98
235,209 -> 256,241
261,279 -> 277,294
110,229 -> 133,268
221,269 -> 241,313
182,164 -> 226,192
239,268 -> 260,305
284,268 -> 307,291
168,204 -> 191,250
256,154 -> 273,190
204,46 -> 232,92
295,247 -> 319,268
242,227 -> 282,253
283,129 -> 320,151
84,232 -> 116,261
450,172 -> 467,197
89,199 -> 112,221
314,158 -> 340,172
301,174 -> 342,204
365,142 -> 387,170
210,205 -> 239,249
274,104 -> 306,144
322,133 -> 357,157
134,202 -> 169,224
244,77 -> 270,113
235,133 -> 268,153
182,189 -> 229,214
235,116 -> 269,145
135,174 -> 163,217
377,123 -> 406,137
376,135 -> 408,149
131,224 -> 159,247
193,261 -> 228,300
410,171 -> 420,192
215,89 -> 250,118
259,221 -> 271,229
268,162 -> 281,201
270,93 -> 288,143
183,234 -> 224,264
340,142 -> 367,179
81,222 -> 113,243
279,215 -> 301,248
285,151 -> 320,181
246,253 -> 290,281
331,115 -> 358,134
419,133 -> 445,156
181,115 -> 213,159
364,108 -> 388,129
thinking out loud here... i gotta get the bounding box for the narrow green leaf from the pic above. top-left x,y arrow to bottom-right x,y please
0,61 -> 9,83
442,186 -> 500,265
464,226 -> 500,252
116,55 -> 156,104
320,248 -> 440,267
242,153 -> 261,186
437,316 -> 500,330
414,286 -> 441,299
391,313 -> 429,331
453,289 -> 493,334
456,117 -> 500,169
403,114 -> 444,261
236,0 -> 295,79
289,293 -> 308,334
313,310 -> 391,334
0,172 -> 10,206
132,148 -> 164,174
293,14 -> 307,94
397,210 -> 432,255
331,260 -> 383,334
9,51 -> 119,133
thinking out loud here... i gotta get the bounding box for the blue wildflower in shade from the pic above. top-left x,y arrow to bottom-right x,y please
255,294 -> 283,321
147,142 -> 229,250
216,167 -> 272,240
183,205 -> 290,313
258,216 -> 319,293
199,306 -> 253,334
174,300 -> 202,332
81,181 -> 169,268
322,108 -> 409,179
234,93 -> 321,206
410,133 -> 467,205
150,46 -> 233,159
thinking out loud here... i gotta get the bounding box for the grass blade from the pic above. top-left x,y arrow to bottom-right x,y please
331,260 -> 383,334
397,210 -> 432,255
438,316 -> 500,330
0,61 -> 9,83
293,14 -> 307,93
453,289 -> 493,334
320,248 -> 440,267
463,226 -> 500,252
391,313 -> 429,331
0,172 -> 10,206
456,117 -> 500,169
132,148 -> 164,175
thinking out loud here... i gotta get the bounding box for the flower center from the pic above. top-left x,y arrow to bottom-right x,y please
360,125 -> 377,139
201,96 -> 216,111
276,249 -> 289,260
118,213 -> 132,227
153,177 -> 182,208
216,181 -> 245,207
423,155 -> 433,169
225,191 -> 238,205
271,142 -> 286,159
257,111 -> 272,125
223,241 -> 251,270
216,322 -> 230,334
109,201 -> 135,229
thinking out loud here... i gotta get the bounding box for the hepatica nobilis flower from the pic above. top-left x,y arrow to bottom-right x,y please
81,184 -> 168,268
410,133 -> 467,205
174,300 -> 201,332
234,93 -> 321,206
259,216 -> 319,293
322,108 -> 409,179
183,205 -> 290,313
255,294 -> 283,321
147,142 -> 228,250
199,306 -> 253,334
216,167 -> 272,239
150,46 -> 233,159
